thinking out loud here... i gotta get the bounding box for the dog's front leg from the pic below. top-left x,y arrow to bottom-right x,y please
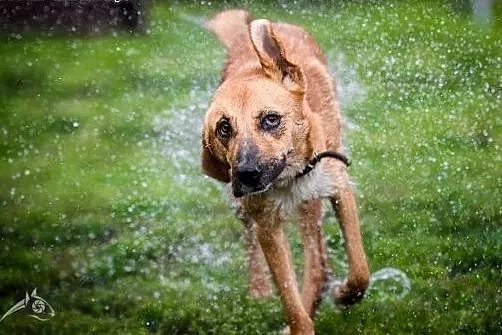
331,185 -> 370,306
243,217 -> 274,298
254,215 -> 314,335
297,199 -> 330,317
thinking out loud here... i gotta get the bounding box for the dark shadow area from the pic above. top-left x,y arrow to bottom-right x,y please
0,0 -> 151,37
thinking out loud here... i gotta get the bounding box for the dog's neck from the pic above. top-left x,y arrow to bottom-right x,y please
240,161 -> 342,215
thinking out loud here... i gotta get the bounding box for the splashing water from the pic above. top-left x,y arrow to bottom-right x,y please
328,51 -> 367,111
152,79 -> 217,190
366,267 -> 411,302
178,14 -> 207,28
324,267 -> 411,306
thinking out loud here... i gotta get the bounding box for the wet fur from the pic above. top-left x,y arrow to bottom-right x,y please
202,10 -> 370,334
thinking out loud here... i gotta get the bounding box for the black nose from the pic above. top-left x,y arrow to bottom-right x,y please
236,163 -> 262,187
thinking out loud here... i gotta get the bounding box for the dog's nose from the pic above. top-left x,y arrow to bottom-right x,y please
236,163 -> 262,187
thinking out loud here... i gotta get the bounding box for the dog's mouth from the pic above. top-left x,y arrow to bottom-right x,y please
232,156 -> 286,198
234,182 -> 273,198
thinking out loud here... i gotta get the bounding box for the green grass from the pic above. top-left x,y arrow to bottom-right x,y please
0,1 -> 501,334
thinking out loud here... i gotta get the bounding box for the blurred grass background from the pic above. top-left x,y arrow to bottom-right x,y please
0,0 -> 501,334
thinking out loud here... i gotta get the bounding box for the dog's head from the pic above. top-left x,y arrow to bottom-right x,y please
202,19 -> 313,197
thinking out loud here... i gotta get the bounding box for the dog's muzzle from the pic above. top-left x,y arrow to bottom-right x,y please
233,161 -> 265,197
232,143 -> 285,198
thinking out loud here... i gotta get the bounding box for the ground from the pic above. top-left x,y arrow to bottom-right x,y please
0,1 -> 501,334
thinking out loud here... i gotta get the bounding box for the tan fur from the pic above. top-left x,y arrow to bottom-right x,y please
202,10 -> 370,334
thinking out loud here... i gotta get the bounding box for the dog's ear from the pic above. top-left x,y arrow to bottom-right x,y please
249,19 -> 304,93
201,135 -> 231,183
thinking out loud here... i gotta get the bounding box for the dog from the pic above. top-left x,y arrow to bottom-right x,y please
201,10 -> 370,334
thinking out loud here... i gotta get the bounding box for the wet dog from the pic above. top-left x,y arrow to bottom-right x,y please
201,10 -> 370,334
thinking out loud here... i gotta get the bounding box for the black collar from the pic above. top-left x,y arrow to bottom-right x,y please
295,151 -> 351,179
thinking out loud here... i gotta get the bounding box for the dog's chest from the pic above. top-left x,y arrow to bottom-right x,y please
270,166 -> 340,213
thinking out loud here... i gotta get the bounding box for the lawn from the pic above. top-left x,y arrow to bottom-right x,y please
0,1 -> 501,334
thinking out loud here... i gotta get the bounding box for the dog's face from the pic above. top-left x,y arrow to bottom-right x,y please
202,20 -> 312,197
203,78 -> 307,197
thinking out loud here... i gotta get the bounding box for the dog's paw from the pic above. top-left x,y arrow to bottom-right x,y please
331,279 -> 366,307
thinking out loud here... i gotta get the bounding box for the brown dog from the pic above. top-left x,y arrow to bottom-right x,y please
201,10 -> 370,334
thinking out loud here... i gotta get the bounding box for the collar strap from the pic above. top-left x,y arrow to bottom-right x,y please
295,150 -> 351,179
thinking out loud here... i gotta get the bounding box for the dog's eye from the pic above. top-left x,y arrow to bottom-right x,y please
260,113 -> 281,131
216,119 -> 232,140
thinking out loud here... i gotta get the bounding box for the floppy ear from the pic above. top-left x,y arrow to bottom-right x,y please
249,19 -> 304,93
201,136 -> 230,183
